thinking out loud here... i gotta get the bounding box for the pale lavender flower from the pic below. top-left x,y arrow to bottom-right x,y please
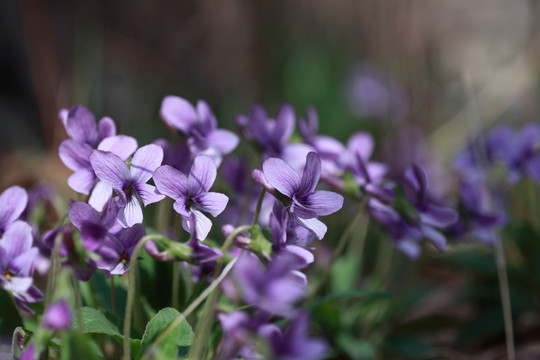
43,299 -> 72,331
90,144 -> 165,227
0,185 -> 28,234
153,155 -> 229,240
254,152 -> 344,240
0,221 -> 43,312
160,96 -> 239,164
59,135 -> 138,211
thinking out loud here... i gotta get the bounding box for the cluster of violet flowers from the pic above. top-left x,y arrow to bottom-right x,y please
9,94 -> 524,359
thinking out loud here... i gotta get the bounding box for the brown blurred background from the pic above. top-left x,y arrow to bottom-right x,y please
2,0 -> 540,193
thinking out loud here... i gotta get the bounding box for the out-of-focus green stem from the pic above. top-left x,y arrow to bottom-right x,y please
141,257 -> 238,360
252,189 -> 266,226
122,234 -> 163,360
494,233 -> 515,360
172,215 -> 182,309
188,225 -> 251,360
308,197 -> 369,301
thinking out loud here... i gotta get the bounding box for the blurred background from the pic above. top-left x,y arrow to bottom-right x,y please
3,0 -> 540,191
2,1 -> 540,358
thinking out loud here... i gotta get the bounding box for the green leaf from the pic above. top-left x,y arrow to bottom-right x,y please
72,307 -> 121,337
137,307 -> 193,359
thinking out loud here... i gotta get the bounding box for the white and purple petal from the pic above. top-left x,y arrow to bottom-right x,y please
97,135 -> 138,161
90,150 -> 131,190
0,186 -> 28,231
195,192 -> 229,217
160,96 -> 198,134
153,165 -> 189,199
188,155 -> 217,195
262,157 -> 301,197
130,144 -> 164,183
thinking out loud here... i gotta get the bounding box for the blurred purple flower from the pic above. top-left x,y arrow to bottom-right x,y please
160,96 -> 239,164
264,312 -> 329,360
153,138 -> 191,174
43,299 -> 72,331
254,152 -> 344,240
90,144 -> 165,227
370,164 -> 458,258
448,180 -> 506,245
299,107 -> 347,187
0,221 -> 43,312
153,155 -> 229,241
0,185 -> 28,234
239,103 -> 315,171
346,63 -> 408,121
231,252 -> 307,316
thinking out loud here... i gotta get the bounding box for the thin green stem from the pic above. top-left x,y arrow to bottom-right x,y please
188,225 -> 251,359
72,273 -> 83,334
252,189 -> 266,226
308,198 -> 368,301
122,234 -> 163,360
172,216 -> 182,309
44,233 -> 63,307
140,257 -> 238,360
494,233 -> 515,360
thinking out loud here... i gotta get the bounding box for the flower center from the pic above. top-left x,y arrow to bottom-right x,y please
120,254 -> 129,264
3,270 -> 12,281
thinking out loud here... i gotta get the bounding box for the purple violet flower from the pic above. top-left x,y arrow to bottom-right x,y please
0,221 -> 43,312
254,152 -> 344,240
269,202 -> 315,269
90,144 -> 165,227
59,135 -> 138,211
0,185 -> 28,234
43,299 -> 72,331
96,224 -> 146,276
160,96 -> 239,164
153,155 -> 229,241
58,105 -> 116,146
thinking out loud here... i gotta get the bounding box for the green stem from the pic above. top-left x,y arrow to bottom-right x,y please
308,198 -> 368,301
188,225 -> 251,359
44,233 -> 63,307
72,273 -> 83,333
141,257 -> 238,360
494,233 -> 515,360
172,216 -> 182,309
122,234 -> 163,360
252,189 -> 266,226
